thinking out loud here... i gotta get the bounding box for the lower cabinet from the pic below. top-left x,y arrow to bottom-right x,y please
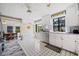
49,33 -> 79,54
49,33 -> 63,48
49,33 -> 57,46
62,35 -> 76,53
76,36 -> 79,55
35,32 -> 49,43
54,34 -> 63,48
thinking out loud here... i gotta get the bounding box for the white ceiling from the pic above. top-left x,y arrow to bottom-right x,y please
24,3 -> 53,20
0,3 -> 72,21
25,3 -> 72,20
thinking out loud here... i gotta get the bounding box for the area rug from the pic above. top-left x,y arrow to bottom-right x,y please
45,43 -> 61,53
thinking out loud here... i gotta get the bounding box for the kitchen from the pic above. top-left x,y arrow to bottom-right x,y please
34,3 -> 79,55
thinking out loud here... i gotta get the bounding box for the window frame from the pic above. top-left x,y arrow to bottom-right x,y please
53,16 -> 65,32
15,26 -> 20,33
7,26 -> 13,33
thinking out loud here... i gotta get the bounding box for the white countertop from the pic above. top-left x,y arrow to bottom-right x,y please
49,32 -> 79,35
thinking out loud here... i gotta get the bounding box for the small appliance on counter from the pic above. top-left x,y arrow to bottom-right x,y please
70,26 -> 79,34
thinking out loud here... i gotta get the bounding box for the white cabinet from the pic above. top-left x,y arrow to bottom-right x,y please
35,32 -> 49,43
49,33 -> 63,48
54,34 -> 63,48
49,33 -> 57,46
76,36 -> 79,55
62,34 -> 77,52
49,33 -> 79,54
77,43 -> 79,55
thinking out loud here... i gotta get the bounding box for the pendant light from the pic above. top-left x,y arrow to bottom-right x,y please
25,4 -> 32,13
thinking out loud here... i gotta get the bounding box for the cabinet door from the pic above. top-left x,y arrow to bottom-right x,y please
63,35 -> 76,52
49,33 -> 63,48
49,33 -> 57,46
55,34 -> 63,48
77,43 -> 79,55
76,36 -> 79,55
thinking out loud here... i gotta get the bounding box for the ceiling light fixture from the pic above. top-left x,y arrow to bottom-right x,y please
25,4 -> 32,13
27,9 -> 32,13
47,3 -> 51,7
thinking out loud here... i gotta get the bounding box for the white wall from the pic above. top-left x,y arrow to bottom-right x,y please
48,3 -> 72,14
41,14 -> 51,31
66,4 -> 78,32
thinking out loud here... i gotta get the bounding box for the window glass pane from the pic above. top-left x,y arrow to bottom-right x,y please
38,25 -> 43,32
53,26 -> 58,31
53,18 -> 58,32
59,17 -> 65,32
35,24 -> 37,32
16,26 -> 20,33
53,16 -> 65,32
7,26 -> 13,33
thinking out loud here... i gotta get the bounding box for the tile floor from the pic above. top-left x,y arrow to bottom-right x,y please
0,39 -> 77,56
18,39 -> 77,56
